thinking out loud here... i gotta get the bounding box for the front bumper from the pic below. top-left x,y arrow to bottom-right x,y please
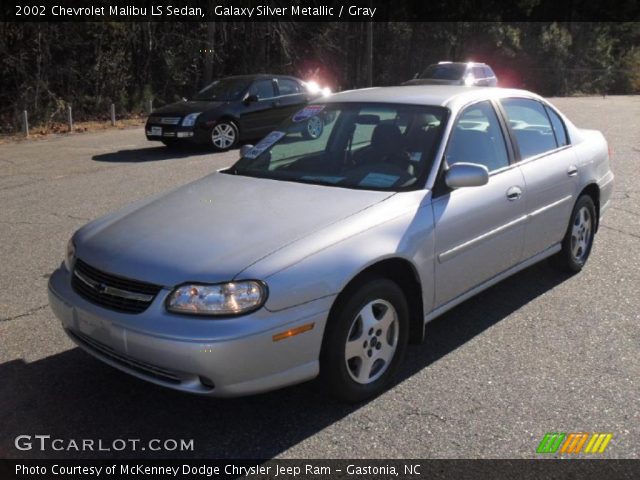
48,266 -> 333,397
145,121 -> 208,144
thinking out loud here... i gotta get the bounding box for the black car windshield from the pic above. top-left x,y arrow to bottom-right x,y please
420,64 -> 467,80
192,78 -> 251,101
227,103 -> 447,191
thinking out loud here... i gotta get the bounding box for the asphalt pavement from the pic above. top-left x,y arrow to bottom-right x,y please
0,96 -> 638,459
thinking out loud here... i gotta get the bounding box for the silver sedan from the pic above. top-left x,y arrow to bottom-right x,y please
48,86 -> 614,402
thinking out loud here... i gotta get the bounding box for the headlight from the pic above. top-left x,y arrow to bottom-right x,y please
166,281 -> 267,316
181,112 -> 201,127
64,238 -> 76,271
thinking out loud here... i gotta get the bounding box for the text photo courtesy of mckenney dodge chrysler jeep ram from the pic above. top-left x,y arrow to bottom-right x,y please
49,85 -> 613,403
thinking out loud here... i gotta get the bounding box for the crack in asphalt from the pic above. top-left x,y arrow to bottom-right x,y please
0,304 -> 49,322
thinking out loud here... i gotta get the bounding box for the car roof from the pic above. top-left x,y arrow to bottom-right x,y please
321,86 -> 543,111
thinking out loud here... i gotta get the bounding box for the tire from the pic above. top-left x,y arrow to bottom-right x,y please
320,277 -> 409,403
302,115 -> 324,139
550,195 -> 597,273
210,120 -> 239,151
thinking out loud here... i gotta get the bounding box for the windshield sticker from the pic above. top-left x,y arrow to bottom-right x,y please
358,173 -> 400,188
300,175 -> 345,184
243,131 -> 285,159
292,105 -> 325,123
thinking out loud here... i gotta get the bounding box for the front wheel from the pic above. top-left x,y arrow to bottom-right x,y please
210,120 -> 239,151
320,278 -> 409,403
551,195 -> 596,272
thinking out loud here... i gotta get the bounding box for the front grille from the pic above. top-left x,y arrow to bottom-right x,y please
71,259 -> 162,314
68,329 -> 182,384
149,117 -> 182,125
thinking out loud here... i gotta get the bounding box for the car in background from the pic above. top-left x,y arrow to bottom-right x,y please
145,74 -> 330,151
50,86 -> 613,402
404,62 -> 498,87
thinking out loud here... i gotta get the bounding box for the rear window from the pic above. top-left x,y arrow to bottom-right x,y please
545,106 -> 569,147
277,78 -> 301,95
500,98 -> 558,159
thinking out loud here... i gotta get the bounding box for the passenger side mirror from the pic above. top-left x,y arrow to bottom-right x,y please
239,144 -> 254,158
243,93 -> 258,104
445,162 -> 489,189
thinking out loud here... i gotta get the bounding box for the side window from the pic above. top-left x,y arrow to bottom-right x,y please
472,66 -> 485,79
250,80 -> 275,100
277,78 -> 301,96
500,98 -> 558,159
545,106 -> 569,147
483,66 -> 494,78
446,101 -> 509,172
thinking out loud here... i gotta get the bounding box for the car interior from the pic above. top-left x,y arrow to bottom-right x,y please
231,106 -> 446,190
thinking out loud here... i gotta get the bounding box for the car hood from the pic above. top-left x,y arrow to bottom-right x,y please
403,78 -> 461,86
150,100 -> 225,116
75,173 -> 393,287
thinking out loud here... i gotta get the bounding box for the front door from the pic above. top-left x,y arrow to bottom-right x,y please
432,100 -> 527,307
238,78 -> 281,139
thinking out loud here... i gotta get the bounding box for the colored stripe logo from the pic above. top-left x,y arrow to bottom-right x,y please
537,433 -> 612,454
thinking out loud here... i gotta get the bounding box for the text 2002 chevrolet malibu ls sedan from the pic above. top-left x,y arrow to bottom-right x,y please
49,86 -> 614,402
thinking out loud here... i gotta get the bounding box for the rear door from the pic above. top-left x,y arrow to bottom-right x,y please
432,100 -> 526,307
238,78 -> 280,138
497,97 -> 578,259
274,77 -> 308,121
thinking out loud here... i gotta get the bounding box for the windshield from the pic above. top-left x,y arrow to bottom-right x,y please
192,78 -> 251,101
227,103 -> 447,191
420,64 -> 467,80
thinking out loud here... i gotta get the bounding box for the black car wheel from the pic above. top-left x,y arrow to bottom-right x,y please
320,277 -> 409,403
302,116 -> 324,139
210,120 -> 239,151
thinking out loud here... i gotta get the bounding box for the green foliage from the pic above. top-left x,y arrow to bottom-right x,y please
0,21 -> 638,132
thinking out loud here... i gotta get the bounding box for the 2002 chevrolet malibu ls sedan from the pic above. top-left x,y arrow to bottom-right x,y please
49,86 -> 614,402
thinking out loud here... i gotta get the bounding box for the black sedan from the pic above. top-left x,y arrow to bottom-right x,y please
145,75 -> 328,151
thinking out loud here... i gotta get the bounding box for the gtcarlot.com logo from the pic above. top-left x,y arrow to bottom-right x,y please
14,435 -> 194,452
537,432 -> 613,454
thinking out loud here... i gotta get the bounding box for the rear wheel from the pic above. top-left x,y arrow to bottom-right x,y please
302,116 -> 323,139
320,278 -> 409,403
210,120 -> 238,151
551,195 -> 596,272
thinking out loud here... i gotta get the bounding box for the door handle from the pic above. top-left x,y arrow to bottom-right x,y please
506,186 -> 522,201
567,165 -> 578,177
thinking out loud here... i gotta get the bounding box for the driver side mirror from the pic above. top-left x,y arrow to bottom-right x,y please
239,144 -> 254,158
445,162 -> 489,189
243,93 -> 258,104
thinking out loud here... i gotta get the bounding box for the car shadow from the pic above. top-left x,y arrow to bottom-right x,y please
92,145 -> 216,163
0,262 -> 570,459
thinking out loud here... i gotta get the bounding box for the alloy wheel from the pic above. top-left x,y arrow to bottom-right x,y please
306,116 -> 323,139
570,206 -> 592,264
211,122 -> 236,149
344,299 -> 399,384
